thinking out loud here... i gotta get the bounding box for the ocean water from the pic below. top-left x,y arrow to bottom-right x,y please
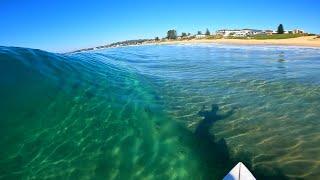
0,44 -> 320,179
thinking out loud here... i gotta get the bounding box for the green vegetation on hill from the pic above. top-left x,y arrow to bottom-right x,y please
226,36 -> 249,39
206,35 -> 223,39
252,34 -> 304,40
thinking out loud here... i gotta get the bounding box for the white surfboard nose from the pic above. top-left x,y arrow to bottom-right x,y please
223,162 -> 256,180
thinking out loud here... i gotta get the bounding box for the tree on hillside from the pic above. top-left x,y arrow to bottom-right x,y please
181,32 -> 187,37
197,31 -> 202,35
167,30 -> 177,39
277,24 -> 284,34
205,28 -> 210,36
155,37 -> 160,41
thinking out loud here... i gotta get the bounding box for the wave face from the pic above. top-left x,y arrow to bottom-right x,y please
1,44 -> 320,179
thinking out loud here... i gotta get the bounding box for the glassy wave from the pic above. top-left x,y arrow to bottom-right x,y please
1,44 -> 320,179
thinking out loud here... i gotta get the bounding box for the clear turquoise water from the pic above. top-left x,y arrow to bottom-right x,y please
0,44 -> 320,179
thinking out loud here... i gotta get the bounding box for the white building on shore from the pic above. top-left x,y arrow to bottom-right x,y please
216,29 -> 264,37
291,29 -> 305,34
216,29 -> 241,37
216,28 -> 306,37
195,34 -> 206,39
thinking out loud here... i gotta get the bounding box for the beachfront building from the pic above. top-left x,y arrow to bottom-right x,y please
264,30 -> 275,35
216,29 -> 241,37
216,29 -> 264,37
216,28 -> 307,37
233,30 -> 247,37
195,34 -> 206,39
244,29 -> 263,36
291,29 -> 305,34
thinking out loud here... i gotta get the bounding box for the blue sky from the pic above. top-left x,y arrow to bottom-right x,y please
1,0 -> 319,52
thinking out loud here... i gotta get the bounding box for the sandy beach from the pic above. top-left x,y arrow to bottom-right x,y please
149,36 -> 320,48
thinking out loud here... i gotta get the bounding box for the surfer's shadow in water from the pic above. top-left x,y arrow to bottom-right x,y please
191,104 -> 235,178
195,104 -> 234,140
193,104 -> 289,179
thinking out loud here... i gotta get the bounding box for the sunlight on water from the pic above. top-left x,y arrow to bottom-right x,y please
0,44 -> 320,179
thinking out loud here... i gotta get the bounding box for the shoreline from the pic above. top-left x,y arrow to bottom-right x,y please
143,36 -> 320,48
73,36 -> 320,53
